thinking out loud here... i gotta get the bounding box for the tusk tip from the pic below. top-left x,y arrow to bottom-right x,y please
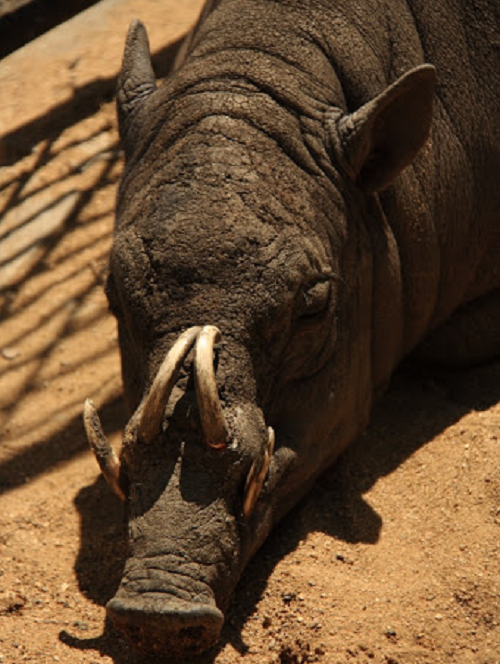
243,426 -> 275,518
83,398 -> 96,417
82,398 -> 126,502
206,441 -> 228,450
200,325 -> 222,343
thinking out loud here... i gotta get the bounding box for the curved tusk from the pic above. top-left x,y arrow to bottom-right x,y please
138,326 -> 201,443
243,427 -> 275,518
83,399 -> 126,501
194,325 -> 229,449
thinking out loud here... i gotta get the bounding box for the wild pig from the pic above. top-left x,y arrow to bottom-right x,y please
84,0 -> 500,657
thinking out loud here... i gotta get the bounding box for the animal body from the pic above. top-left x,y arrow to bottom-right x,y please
84,0 -> 500,657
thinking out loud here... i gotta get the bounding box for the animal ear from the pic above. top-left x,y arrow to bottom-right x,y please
328,64 -> 436,192
117,20 -> 157,147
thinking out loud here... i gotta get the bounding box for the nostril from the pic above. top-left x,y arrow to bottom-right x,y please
106,595 -> 224,656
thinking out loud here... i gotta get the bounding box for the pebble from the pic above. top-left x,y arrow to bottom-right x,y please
262,615 -> 272,628
1,347 -> 20,360
384,627 -> 397,641
73,621 -> 88,631
358,644 -> 375,658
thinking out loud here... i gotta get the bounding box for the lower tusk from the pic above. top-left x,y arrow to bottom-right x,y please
243,426 -> 275,518
83,399 -> 125,501
194,325 -> 229,449
138,326 -> 201,443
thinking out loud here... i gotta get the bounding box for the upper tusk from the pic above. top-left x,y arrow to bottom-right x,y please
194,325 -> 229,449
243,426 -> 275,518
138,326 -> 201,443
83,399 -> 126,501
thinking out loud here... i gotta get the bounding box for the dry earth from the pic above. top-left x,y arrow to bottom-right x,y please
0,2 -> 499,664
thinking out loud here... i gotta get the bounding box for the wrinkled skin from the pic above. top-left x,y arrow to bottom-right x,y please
86,0 -> 500,658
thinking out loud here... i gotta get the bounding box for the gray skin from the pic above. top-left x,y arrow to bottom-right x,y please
99,0 -> 500,657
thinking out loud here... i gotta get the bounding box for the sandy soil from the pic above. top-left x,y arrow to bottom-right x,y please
0,3 -> 499,664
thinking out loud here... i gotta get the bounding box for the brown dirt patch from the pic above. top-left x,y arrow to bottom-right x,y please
0,4 -> 499,664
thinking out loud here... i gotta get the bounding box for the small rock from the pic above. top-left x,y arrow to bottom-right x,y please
384,628 -> 398,643
74,621 -> 88,631
0,591 -> 26,615
282,592 -> 296,604
1,347 -> 20,360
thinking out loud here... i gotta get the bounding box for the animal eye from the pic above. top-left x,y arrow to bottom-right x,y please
295,281 -> 331,320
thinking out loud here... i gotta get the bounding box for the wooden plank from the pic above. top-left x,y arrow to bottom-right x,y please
0,0 -> 204,164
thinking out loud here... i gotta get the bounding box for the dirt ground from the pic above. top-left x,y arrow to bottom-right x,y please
0,3 -> 499,664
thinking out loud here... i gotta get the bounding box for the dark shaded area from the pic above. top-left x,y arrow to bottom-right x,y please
60,616 -> 135,664
0,36 -> 184,167
57,476 -> 134,663
74,475 -> 127,603
0,0 -> 102,60
67,360 -> 500,663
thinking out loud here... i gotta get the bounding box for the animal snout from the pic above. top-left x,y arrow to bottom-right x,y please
107,594 -> 224,656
